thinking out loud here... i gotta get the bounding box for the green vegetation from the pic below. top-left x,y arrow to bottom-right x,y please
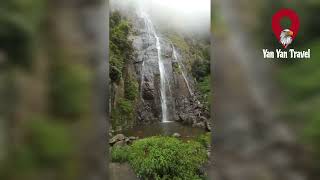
110,11 -> 138,131
191,59 -> 210,82
2,117 -> 75,179
111,146 -> 131,163
167,33 -> 211,109
124,76 -> 139,101
196,132 -> 211,148
50,64 -> 90,119
278,41 -> 320,173
0,0 -> 46,68
198,76 -> 211,108
110,11 -> 133,83
172,62 -> 181,74
111,98 -> 135,130
111,136 -> 208,180
24,117 -> 73,166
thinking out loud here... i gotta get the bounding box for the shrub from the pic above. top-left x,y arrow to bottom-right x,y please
124,76 -> 139,101
196,132 -> 211,148
128,136 -> 207,180
109,11 -> 133,83
198,76 -> 211,109
111,146 -> 131,163
191,59 -> 210,82
111,98 -> 135,130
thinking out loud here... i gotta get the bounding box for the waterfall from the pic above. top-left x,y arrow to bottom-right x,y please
140,60 -> 145,100
172,45 -> 193,96
140,12 -> 169,122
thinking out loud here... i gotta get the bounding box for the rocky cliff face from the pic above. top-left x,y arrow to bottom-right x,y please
121,12 -> 210,130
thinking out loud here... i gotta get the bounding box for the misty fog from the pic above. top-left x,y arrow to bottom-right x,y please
110,0 -> 210,36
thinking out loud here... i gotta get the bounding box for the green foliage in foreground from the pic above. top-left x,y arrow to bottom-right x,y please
111,136 -> 208,180
111,146 -> 131,163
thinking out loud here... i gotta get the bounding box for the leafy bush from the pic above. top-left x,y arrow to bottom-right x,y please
111,146 -> 131,163
118,98 -> 134,115
111,98 -> 135,130
198,76 -> 211,109
128,136 -> 207,180
110,11 -> 133,83
196,132 -> 211,148
191,59 -> 210,82
124,76 -> 139,101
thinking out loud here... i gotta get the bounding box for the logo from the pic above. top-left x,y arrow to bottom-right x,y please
262,8 -> 311,59
272,8 -> 300,48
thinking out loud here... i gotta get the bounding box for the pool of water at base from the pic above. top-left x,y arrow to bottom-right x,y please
118,121 -> 208,140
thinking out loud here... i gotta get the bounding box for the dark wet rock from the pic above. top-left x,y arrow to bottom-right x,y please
120,14 -> 211,131
142,82 -> 155,100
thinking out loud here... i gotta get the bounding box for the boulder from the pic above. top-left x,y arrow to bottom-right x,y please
206,121 -> 212,132
193,122 -> 206,129
113,140 -> 127,147
172,133 -> 181,138
109,134 -> 126,145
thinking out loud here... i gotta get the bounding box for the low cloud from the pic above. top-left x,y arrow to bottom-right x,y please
111,0 -> 210,35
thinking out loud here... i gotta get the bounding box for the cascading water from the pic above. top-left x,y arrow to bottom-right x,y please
172,45 -> 193,96
140,12 -> 169,122
140,61 -> 145,99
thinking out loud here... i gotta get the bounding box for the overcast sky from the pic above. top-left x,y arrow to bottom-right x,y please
111,0 -> 211,35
